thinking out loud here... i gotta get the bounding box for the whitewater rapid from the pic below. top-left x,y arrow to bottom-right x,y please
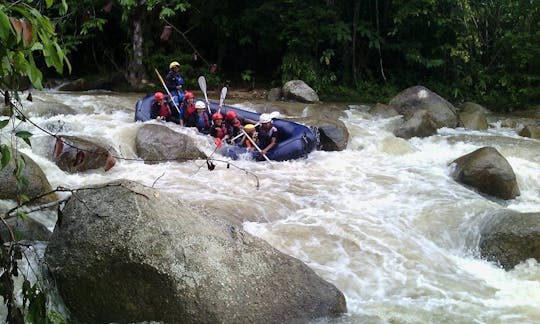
2,90 -> 540,323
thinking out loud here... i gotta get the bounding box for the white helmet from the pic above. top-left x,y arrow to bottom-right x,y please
259,113 -> 272,123
195,101 -> 206,109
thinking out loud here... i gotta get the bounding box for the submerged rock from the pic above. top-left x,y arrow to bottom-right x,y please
479,209 -> 540,270
449,147 -> 520,200
46,180 -> 346,323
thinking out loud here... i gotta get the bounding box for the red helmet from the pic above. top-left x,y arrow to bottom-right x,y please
154,92 -> 164,100
184,91 -> 194,99
225,110 -> 237,120
212,113 -> 224,121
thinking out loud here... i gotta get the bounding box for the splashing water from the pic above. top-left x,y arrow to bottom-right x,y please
2,90 -> 539,323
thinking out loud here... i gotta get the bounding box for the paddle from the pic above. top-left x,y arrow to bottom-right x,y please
197,76 -> 212,115
229,111 -> 281,142
218,87 -> 227,113
241,128 -> 272,163
154,68 -> 182,121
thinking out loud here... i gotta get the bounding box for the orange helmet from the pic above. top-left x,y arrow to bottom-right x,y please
212,113 -> 224,121
154,92 -> 164,100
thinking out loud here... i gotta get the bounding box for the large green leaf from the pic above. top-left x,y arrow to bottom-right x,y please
15,130 -> 33,146
0,9 -> 14,40
0,119 -> 9,129
1,144 -> 11,169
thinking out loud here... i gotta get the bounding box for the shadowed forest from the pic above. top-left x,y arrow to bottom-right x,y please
2,0 -> 540,110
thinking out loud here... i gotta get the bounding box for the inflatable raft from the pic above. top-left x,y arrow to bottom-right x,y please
135,94 -> 317,161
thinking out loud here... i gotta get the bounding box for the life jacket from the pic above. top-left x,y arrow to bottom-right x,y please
184,102 -> 196,121
256,125 -> 277,148
159,102 -> 171,118
212,125 -> 228,139
196,111 -> 210,130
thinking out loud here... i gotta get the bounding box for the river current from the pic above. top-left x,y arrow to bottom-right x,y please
2,90 -> 540,323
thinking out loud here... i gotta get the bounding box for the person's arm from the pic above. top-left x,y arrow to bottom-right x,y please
261,137 -> 276,155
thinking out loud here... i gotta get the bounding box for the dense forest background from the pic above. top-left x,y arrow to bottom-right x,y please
8,0 -> 540,110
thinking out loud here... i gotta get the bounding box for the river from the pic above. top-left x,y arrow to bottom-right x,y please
3,89 -> 540,323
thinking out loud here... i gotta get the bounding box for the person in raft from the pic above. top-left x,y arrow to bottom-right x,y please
179,91 -> 195,126
255,113 -> 278,158
150,92 -> 180,124
224,110 -> 257,143
165,61 -> 185,105
239,123 -> 258,151
186,100 -> 211,134
210,113 -> 228,140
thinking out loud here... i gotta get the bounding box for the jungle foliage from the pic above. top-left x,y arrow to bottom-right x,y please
10,0 -> 540,110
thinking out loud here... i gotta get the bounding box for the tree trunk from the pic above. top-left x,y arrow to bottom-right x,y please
126,0 -> 147,89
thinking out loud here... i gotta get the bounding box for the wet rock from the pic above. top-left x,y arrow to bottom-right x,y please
393,109 -> 439,139
518,125 -> 540,139
292,115 -> 349,151
46,179 -> 347,323
136,124 -> 207,163
460,102 -> 491,115
369,103 -> 399,118
282,80 -> 319,103
51,135 -> 116,172
29,98 -> 77,117
450,147 -> 520,200
479,209 -> 540,270
389,85 -> 459,129
459,111 -> 488,130
266,87 -> 282,101
57,78 -> 89,91
0,151 -> 56,204
0,215 -> 51,242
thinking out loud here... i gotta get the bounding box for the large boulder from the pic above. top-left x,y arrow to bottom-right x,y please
394,109 -> 439,139
518,125 -> 540,139
51,135 -> 116,173
0,151 -> 56,204
389,86 -> 459,129
369,103 -> 399,118
46,180 -> 347,323
135,124 -> 207,163
459,111 -> 488,130
282,80 -> 319,103
449,147 -> 520,200
479,209 -> 540,270
460,102 -> 491,115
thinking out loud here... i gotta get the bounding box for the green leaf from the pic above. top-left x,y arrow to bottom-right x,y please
0,119 -> 9,129
15,130 -> 33,147
45,0 -> 53,9
1,144 -> 11,169
17,210 -> 28,221
0,10 -> 14,40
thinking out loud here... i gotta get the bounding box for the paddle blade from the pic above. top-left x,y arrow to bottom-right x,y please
220,87 -> 227,106
198,76 -> 207,93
